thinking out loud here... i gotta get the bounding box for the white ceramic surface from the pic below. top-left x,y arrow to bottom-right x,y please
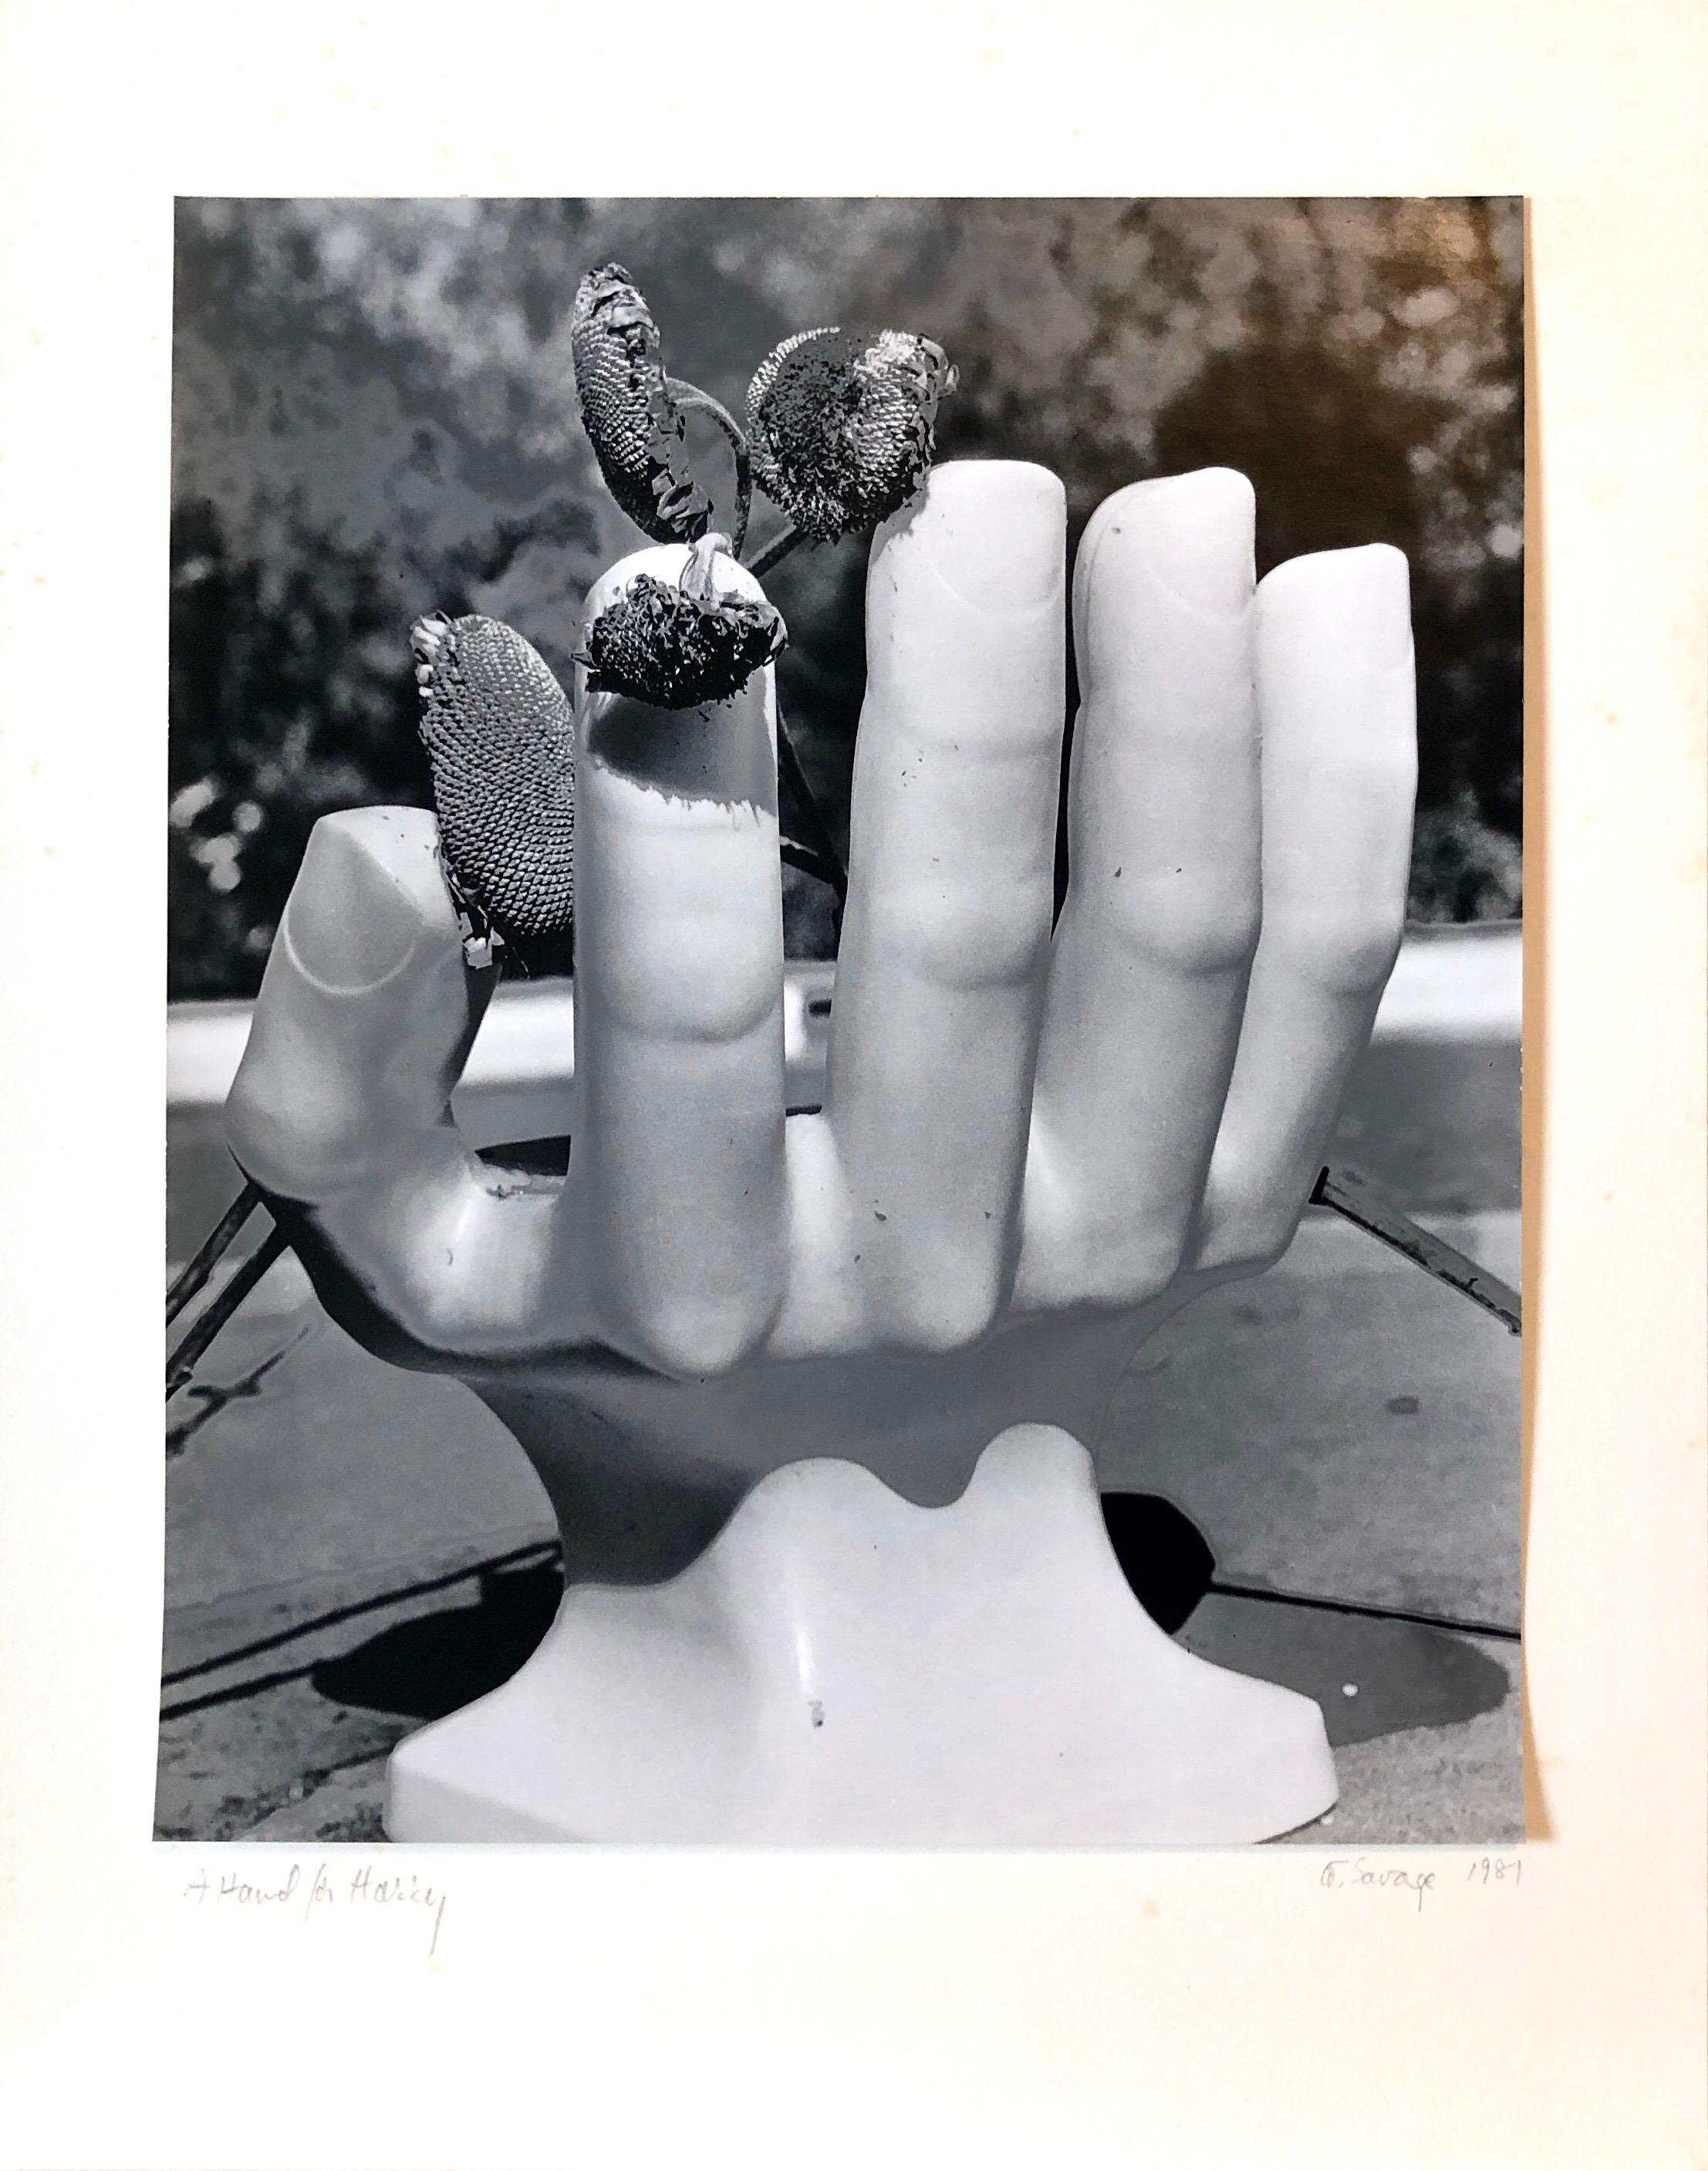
388,1426 -> 1335,1845
224,462 -> 1416,1845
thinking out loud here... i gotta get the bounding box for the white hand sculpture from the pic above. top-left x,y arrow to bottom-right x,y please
227,461 -> 1416,1844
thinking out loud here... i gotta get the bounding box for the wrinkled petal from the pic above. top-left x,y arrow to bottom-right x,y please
582,572 -> 787,710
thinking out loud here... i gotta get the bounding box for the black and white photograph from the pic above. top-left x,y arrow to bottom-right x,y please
6,3 -> 1708,2163
154,194 -> 1533,1852
160,196 -> 1526,1848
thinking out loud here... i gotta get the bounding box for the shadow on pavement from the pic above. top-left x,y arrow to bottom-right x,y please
310,1496 -> 1510,1754
312,1556 -> 564,1721
1180,1592 -> 1511,1749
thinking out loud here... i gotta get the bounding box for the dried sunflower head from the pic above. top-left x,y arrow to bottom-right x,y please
580,535 -> 787,710
411,611 -> 576,973
747,327 -> 957,543
571,262 -> 715,544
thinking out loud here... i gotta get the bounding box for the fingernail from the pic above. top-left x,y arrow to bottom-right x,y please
879,460 -> 1064,615
1258,543 -> 1412,673
282,811 -> 436,993
1102,468 -> 1255,620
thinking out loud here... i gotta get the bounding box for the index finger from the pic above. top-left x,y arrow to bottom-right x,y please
569,545 -> 789,1377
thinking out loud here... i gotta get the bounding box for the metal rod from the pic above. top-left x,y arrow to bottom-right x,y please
166,1180 -> 261,1326
1312,1163 -> 1521,1335
160,1538 -> 560,1690
167,1222 -> 289,1400
1207,1577 -> 1521,1643
161,1102 -> 1512,1420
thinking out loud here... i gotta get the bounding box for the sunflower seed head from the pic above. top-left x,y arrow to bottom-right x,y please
747,327 -> 957,543
571,263 -> 715,545
411,612 -> 576,974
581,549 -> 787,711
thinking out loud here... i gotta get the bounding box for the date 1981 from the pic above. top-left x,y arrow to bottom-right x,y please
1318,1855 -> 1523,1911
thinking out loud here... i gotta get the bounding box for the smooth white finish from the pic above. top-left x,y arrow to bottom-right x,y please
1019,470 -> 1263,1310
1193,542 -> 1419,1272
387,1425 -> 1335,1845
828,463 -> 1066,1347
219,464 -> 1421,1845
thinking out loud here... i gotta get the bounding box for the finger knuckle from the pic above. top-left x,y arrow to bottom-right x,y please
225,1064 -> 357,1202
1090,872 -> 1262,976
1267,906 -> 1403,995
626,1305 -> 771,1383
1195,1184 -> 1305,1278
1092,1232 -> 1187,1309
1020,1224 -> 1185,1314
596,906 -> 781,1042
885,1281 -> 1002,1356
878,876 -> 1053,988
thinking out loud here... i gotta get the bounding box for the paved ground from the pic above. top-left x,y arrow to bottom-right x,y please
1104,1210 -> 1521,1627
161,925 -> 1521,1847
159,1210 -> 1521,1847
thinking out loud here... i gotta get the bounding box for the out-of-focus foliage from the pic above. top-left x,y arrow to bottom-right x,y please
170,198 -> 1522,1000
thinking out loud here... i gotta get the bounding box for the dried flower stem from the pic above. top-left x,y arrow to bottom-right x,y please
775,709 -> 847,903
665,380 -> 752,554
167,1180 -> 262,1326
167,1222 -> 289,1401
779,838 -> 844,891
745,523 -> 805,579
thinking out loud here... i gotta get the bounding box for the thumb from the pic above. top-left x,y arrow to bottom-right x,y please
226,807 -> 494,1203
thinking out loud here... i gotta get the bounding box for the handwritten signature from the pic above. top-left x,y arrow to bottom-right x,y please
181,1862 -> 447,1957
1318,1854 -> 1522,1912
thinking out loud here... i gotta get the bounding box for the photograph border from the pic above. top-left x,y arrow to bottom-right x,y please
2,3 -> 1704,2165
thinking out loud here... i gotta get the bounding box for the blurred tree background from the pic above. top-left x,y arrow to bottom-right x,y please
170,198 -> 1522,1000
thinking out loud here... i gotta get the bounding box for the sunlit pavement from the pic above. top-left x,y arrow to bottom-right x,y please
161,925 -> 1521,1845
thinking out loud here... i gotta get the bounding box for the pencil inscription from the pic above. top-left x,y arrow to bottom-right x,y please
181,1860 -> 448,1957
1315,1853 -> 1524,1912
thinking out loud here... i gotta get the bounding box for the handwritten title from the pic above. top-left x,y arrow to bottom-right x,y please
181,1862 -> 447,1957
